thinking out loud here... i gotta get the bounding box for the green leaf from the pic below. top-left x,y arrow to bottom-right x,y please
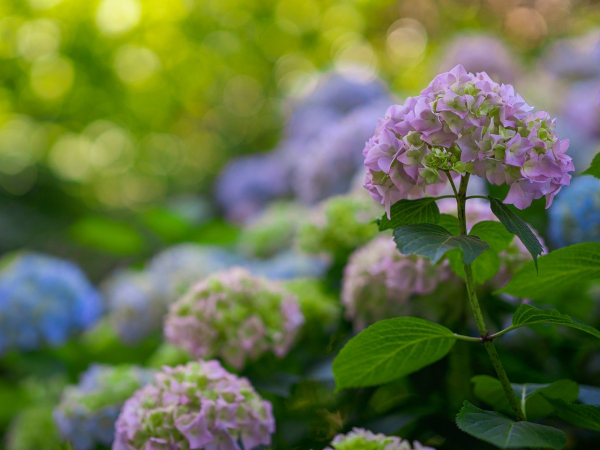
470,221 -> 514,253
488,196 -> 543,271
438,213 -> 459,235
500,243 -> 600,301
456,401 -> 566,449
378,198 -> 440,231
511,304 -> 600,340
393,223 -> 489,264
471,376 -> 579,420
543,397 -> 600,432
332,317 -> 457,390
581,152 -> 600,179
448,249 -> 500,285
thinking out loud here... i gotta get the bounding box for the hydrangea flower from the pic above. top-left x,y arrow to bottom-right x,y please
342,236 -> 453,330
0,252 -> 102,354
297,192 -> 381,262
540,29 -> 600,80
548,176 -> 600,248
324,428 -> 435,450
238,201 -> 308,259
439,35 -> 518,84
54,364 -> 155,450
102,270 -> 165,345
113,360 -> 275,450
165,268 -> 304,369
363,65 -> 573,215
244,250 -> 330,281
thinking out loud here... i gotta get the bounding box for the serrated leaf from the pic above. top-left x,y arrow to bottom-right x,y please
472,376 -> 579,420
332,317 -> 457,390
500,243 -> 600,301
378,198 -> 440,231
581,152 -> 600,179
393,224 -> 489,264
456,401 -> 566,449
489,196 -> 543,271
511,304 -> 600,340
543,396 -> 600,432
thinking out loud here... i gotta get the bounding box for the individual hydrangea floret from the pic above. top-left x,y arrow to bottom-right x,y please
238,201 -> 308,259
54,364 -> 155,450
0,252 -> 103,354
342,236 -> 453,330
113,360 -> 275,450
548,176 -> 600,248
363,65 -> 573,214
297,192 -> 382,262
324,428 -> 435,450
165,268 -> 304,369
102,270 -> 165,345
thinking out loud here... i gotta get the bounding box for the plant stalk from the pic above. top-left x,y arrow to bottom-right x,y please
456,174 -> 526,421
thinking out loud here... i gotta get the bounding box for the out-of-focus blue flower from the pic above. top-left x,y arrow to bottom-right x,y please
548,176 -> 600,248
560,79 -> 600,140
215,72 -> 392,222
244,250 -> 330,281
54,364 -> 155,450
438,34 -> 519,84
541,29 -> 600,81
103,244 -> 242,344
0,252 -> 102,354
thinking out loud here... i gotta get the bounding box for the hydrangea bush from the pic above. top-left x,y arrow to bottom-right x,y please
0,252 -> 103,354
113,360 -> 275,450
324,428 -> 435,450
165,268 -> 304,369
54,364 -> 155,450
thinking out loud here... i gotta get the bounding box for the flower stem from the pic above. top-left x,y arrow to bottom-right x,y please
456,174 -> 526,421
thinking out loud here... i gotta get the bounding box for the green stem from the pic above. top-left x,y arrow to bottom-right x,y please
453,333 -> 483,343
456,174 -> 526,422
465,195 -> 489,200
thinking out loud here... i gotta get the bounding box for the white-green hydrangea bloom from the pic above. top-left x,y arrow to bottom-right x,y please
324,428 -> 435,450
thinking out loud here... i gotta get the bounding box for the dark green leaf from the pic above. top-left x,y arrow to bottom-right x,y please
472,376 -> 579,420
378,198 -> 440,231
581,152 -> 600,179
543,396 -> 600,432
393,224 -> 489,264
456,401 -> 566,449
500,243 -> 600,301
488,196 -> 543,271
332,317 -> 457,390
511,304 -> 600,340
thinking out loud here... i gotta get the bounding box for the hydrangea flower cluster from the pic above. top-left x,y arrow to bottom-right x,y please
238,201 -> 308,259
342,236 -> 453,330
113,360 -> 275,450
103,244 -> 239,344
54,364 -> 155,450
0,252 -> 103,354
165,268 -> 304,369
216,72 -> 391,221
244,250 -> 330,281
439,35 -> 518,84
297,192 -> 381,262
548,176 -> 600,248
324,428 -> 435,450
363,65 -> 573,214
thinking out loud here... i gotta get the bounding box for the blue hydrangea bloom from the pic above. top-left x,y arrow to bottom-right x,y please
54,364 -> 155,450
548,176 -> 600,248
244,250 -> 330,280
0,253 -> 102,354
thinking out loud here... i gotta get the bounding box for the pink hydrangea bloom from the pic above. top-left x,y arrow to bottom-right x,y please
363,65 -> 573,215
112,360 -> 275,450
165,268 -> 304,370
342,236 -> 454,330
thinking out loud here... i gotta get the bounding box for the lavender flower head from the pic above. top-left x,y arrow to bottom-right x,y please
439,35 -> 518,84
324,428 -> 435,450
363,65 -> 573,214
297,192 -> 381,261
342,236 -> 453,331
0,252 -> 102,354
165,268 -> 304,369
54,364 -> 155,450
102,270 -> 165,345
548,176 -> 600,248
112,360 -> 275,450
